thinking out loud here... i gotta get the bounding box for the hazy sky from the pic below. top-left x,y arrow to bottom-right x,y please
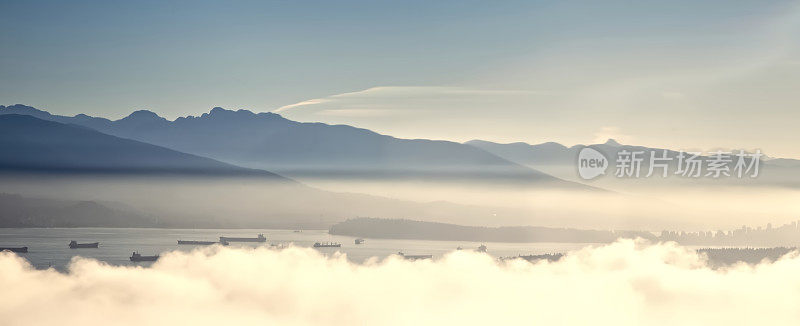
2,0 -> 800,157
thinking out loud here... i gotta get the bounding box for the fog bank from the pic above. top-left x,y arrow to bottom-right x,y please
2,240 -> 800,325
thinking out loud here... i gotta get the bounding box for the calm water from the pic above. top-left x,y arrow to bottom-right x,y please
0,228 -> 599,271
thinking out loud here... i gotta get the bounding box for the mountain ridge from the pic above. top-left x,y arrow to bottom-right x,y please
0,114 -> 288,178
0,104 -> 591,190
466,139 -> 800,188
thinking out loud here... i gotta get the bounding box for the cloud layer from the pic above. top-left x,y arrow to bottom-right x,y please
2,240 -> 800,325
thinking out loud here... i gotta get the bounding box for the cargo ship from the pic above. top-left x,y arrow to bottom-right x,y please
69,241 -> 99,249
130,251 -> 159,262
0,247 -> 28,253
313,242 -> 341,248
177,240 -> 218,245
397,251 -> 432,260
219,233 -> 266,243
505,253 -> 563,263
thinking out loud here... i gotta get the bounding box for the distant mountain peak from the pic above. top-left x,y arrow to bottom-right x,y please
5,104 -> 40,111
0,104 -> 53,118
121,110 -> 166,122
209,106 -> 229,114
604,138 -> 622,146
466,139 -> 568,151
532,141 -> 568,149
186,107 -> 266,124
203,107 -> 257,118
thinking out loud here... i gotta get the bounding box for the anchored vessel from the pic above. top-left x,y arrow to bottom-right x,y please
313,242 -> 341,248
69,241 -> 99,249
354,238 -> 365,245
398,251 -> 432,260
177,240 -> 218,245
501,253 -> 564,262
130,251 -> 159,262
0,247 -> 27,253
219,233 -> 266,243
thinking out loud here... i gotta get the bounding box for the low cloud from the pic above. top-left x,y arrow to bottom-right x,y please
2,240 -> 800,325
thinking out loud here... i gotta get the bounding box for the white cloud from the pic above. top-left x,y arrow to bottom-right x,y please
274,86 -> 545,115
271,86 -> 575,144
275,98 -> 332,113
2,240 -> 800,325
315,109 -> 406,117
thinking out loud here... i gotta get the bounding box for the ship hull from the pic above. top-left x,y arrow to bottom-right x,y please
130,256 -> 159,262
69,242 -> 99,249
219,237 -> 266,243
178,240 -> 217,245
313,242 -> 342,248
403,255 -> 432,260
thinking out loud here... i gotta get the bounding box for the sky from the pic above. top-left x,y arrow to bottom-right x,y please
2,0 -> 800,157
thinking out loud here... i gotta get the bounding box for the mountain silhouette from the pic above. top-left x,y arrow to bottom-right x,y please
0,114 -> 285,178
0,193 -> 156,227
466,139 -> 800,187
0,112 -> 587,228
0,105 -> 589,188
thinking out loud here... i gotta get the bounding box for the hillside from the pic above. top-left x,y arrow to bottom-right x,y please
0,114 -> 285,178
0,105 -> 589,188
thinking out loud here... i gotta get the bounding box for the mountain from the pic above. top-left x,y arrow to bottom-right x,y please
766,158 -> 800,168
0,105 -> 588,188
0,114 -> 284,178
466,138 -> 640,168
0,193 -> 156,227
464,140 -> 576,166
0,104 -> 118,132
466,139 -> 800,188
329,217 -> 655,243
0,113 -> 559,229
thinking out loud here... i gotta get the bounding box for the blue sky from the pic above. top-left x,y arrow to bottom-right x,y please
3,0 -> 800,156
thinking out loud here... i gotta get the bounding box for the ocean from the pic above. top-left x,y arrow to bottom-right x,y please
0,228 -> 598,271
